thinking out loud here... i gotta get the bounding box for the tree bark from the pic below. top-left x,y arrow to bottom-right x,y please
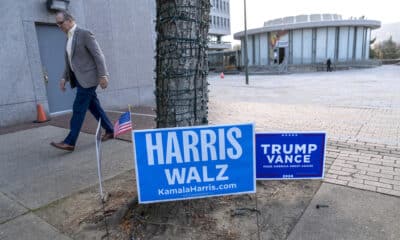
155,0 -> 210,128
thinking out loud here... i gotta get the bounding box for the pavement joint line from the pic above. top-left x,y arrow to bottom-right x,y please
0,210 -> 32,226
324,182 -> 400,198
0,190 -> 33,225
324,147 -> 342,179
354,122 -> 367,142
0,190 -> 31,219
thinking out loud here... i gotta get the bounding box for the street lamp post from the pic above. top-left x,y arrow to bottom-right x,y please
243,0 -> 249,85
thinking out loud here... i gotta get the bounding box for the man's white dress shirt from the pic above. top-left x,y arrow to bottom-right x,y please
66,24 -> 77,71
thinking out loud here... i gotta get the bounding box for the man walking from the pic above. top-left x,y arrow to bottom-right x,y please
51,11 -> 114,151
326,58 -> 332,72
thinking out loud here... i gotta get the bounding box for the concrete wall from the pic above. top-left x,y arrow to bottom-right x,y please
316,28 -> 327,62
259,33 -> 269,65
241,38 -> 254,66
302,29 -> 312,64
292,30 -> 302,64
83,0 -> 156,109
254,35 -> 260,65
326,27 -> 336,60
348,27 -> 355,60
355,27 -> 364,60
0,0 -> 52,127
0,0 -> 155,127
365,28 -> 371,59
247,36 -> 254,65
338,27 -> 349,61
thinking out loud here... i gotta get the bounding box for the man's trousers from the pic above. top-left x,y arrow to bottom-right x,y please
64,80 -> 113,146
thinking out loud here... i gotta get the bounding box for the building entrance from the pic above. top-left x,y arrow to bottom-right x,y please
278,47 -> 285,64
36,24 -> 75,114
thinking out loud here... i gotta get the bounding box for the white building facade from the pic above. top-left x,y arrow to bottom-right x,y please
234,14 -> 380,66
209,0 -> 231,50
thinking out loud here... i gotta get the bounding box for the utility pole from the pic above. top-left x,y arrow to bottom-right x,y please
243,0 -> 249,85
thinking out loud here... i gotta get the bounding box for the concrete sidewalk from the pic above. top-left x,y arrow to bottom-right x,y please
288,183 -> 400,240
0,126 -> 134,239
0,126 -> 133,209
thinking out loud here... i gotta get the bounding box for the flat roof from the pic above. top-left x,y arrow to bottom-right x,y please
234,19 -> 381,39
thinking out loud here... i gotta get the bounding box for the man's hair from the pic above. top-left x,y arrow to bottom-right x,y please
56,10 -> 75,21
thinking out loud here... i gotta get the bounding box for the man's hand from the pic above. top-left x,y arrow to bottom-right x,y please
99,76 -> 108,89
60,79 -> 66,92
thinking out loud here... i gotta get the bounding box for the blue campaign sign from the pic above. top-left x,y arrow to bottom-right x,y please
132,123 -> 255,204
256,133 -> 326,180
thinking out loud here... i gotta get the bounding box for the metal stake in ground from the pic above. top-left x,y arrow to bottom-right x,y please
95,119 -> 105,200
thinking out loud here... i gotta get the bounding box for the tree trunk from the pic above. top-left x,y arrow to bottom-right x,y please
155,0 -> 210,128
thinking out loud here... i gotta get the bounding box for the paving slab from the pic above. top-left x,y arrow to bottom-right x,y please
209,65 -> 400,109
0,213 -> 72,240
323,140 -> 400,197
0,192 -> 27,223
0,126 -> 133,209
287,183 -> 400,240
208,65 -> 400,147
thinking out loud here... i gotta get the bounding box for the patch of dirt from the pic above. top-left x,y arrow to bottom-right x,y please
36,169 -> 321,240
128,180 -> 321,240
35,170 -> 137,240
